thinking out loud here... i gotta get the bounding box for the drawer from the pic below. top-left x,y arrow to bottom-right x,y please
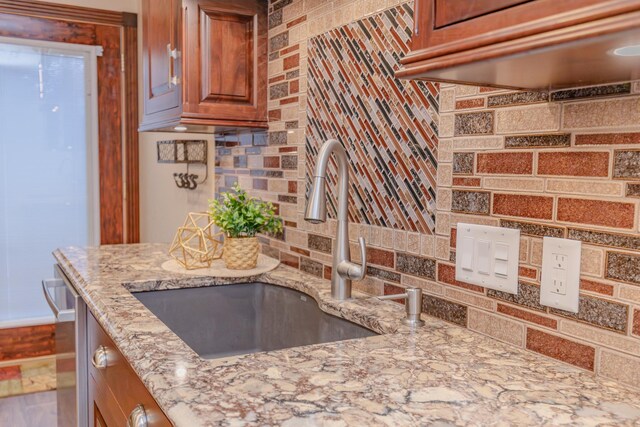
434,0 -> 533,28
87,311 -> 172,426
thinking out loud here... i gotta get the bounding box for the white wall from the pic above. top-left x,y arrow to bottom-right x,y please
139,133 -> 217,243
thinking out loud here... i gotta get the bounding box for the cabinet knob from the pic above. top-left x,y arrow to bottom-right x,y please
91,345 -> 110,370
127,404 -> 148,427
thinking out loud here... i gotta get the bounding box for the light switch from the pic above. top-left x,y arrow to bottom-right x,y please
477,240 -> 491,275
540,237 -> 581,313
455,223 -> 520,294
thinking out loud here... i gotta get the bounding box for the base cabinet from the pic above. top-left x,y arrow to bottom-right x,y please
87,312 -> 171,427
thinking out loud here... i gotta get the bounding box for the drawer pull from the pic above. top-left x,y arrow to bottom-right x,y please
127,404 -> 148,427
91,345 -> 110,369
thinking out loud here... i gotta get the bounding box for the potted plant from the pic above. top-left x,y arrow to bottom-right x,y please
208,183 -> 282,270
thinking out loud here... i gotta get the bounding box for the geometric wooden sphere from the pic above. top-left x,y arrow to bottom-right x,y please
169,212 -> 223,270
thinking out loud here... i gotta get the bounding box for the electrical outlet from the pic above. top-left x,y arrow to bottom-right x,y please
540,237 -> 581,313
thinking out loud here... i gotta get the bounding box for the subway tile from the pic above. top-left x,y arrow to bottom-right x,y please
263,156 -> 280,168
383,283 -> 406,304
487,91 -> 549,107
568,228 -> 640,251
483,177 -> 545,192
550,83 -> 631,101
468,309 -> 525,347
444,287 -> 495,310
452,152 -> 474,174
519,266 -> 537,280
599,350 -> 640,388
451,190 -> 490,215
557,198 -> 635,229
488,281 -> 545,311
549,295 -> 628,333
537,152 -> 609,177
280,252 -> 299,269
477,152 -> 533,175
422,294 -> 468,327
606,252 -> 640,285
496,104 -> 560,133
561,320 -> 640,356
281,155 -> 298,170
575,132 -> 640,145
300,257 -> 323,277
613,150 -> 640,179
620,285 -> 640,303
269,31 -> 289,51
367,247 -> 395,269
452,177 -> 481,187
526,328 -> 595,371
563,97 -> 640,129
454,112 -> 494,136
504,133 -> 570,148
269,9 -> 283,29
439,88 -> 455,112
497,303 -> 557,329
272,0 -> 292,11
396,253 -> 436,280
546,179 -> 623,197
634,309 -> 640,337
581,246 -> 604,277
493,194 -> 554,220
627,183 -> 640,197
277,195 -> 297,204
452,137 -> 503,150
270,82 -> 289,100
307,234 -> 331,254
269,131 -> 288,145
402,274 -> 444,296
366,266 -> 401,283
437,262 -> 484,293
283,53 -> 300,70
580,279 -> 614,296
455,98 -> 485,109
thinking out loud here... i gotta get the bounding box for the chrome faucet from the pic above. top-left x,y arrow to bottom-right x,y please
305,139 -> 367,300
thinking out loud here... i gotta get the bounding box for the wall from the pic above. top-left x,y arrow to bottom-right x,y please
215,0 -> 640,389
38,0 -> 137,13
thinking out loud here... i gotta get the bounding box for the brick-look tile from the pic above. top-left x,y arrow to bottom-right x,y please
483,177 -> 545,192
599,350 -> 640,388
560,321 -> 640,356
613,150 -> 640,179
563,97 -> 640,129
269,31 -> 289,51
493,194 -> 554,220
627,183 -> 640,197
263,156 -> 280,168
500,219 -> 565,238
546,179 -> 623,197
270,82 -> 289,99
454,112 -> 494,136
452,137 -> 503,150
468,309 -> 525,346
497,303 -> 557,329
575,132 -> 640,145
383,283 -> 407,304
477,152 -> 533,175
606,252 -> 640,285
537,152 -> 610,177
526,328 -> 595,371
496,104 -> 560,133
581,246 -> 604,277
286,15 -> 307,28
422,295 -> 468,327
487,91 -> 549,107
557,198 -> 635,229
437,263 -> 484,293
550,295 -> 628,333
452,177 -> 481,187
452,152 -> 474,174
444,287 -> 495,310
269,131 -> 288,145
396,253 -> 436,280
366,266 -> 401,283
280,252 -> 299,269
308,234 -> 331,254
455,98 -> 485,109
488,282 -> 545,311
580,279 -> 614,296
568,228 -> 640,251
550,83 -> 631,101
367,247 -> 394,269
519,266 -> 537,280
633,309 -> 640,337
283,53 -> 300,70
300,257 -> 323,277
451,190 -> 491,214
504,133 -> 570,148
0,365 -> 21,381
268,9 -> 283,29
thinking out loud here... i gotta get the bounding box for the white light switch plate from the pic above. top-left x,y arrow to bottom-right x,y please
540,237 -> 581,313
455,223 -> 520,294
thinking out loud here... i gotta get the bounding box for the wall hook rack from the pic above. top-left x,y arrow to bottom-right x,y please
157,140 -> 208,190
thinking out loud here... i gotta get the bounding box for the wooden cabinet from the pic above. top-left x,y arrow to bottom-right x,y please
140,0 -> 267,132
398,0 -> 640,89
87,312 -> 171,427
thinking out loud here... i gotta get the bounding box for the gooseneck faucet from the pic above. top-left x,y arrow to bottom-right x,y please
305,139 -> 367,300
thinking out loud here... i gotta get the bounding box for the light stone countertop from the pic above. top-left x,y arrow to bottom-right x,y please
54,243 -> 640,426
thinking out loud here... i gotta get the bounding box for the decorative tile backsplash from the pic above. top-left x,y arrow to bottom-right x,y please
305,4 -> 439,234
214,0 -> 640,390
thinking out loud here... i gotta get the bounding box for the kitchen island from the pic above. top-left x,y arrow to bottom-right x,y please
55,244 -> 640,426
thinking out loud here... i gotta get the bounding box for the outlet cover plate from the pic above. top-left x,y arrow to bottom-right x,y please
455,223 -> 520,294
540,237 -> 581,313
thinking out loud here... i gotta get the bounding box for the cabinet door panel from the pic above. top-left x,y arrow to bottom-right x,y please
434,0 -> 531,28
142,0 -> 181,116
88,373 -> 126,427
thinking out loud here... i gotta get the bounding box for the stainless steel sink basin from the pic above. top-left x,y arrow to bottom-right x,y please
133,282 -> 377,359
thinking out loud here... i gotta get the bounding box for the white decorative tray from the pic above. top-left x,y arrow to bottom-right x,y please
161,254 -> 280,278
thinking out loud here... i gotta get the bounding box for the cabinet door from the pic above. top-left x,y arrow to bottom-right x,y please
434,0 -> 531,28
182,0 -> 267,125
142,0 -> 182,117
88,373 -> 127,427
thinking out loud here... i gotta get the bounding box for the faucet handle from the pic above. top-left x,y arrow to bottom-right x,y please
337,237 -> 367,281
356,236 -> 367,280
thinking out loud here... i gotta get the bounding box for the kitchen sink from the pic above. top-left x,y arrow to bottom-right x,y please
133,282 -> 377,359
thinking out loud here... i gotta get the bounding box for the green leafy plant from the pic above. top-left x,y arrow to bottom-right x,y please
209,183 -> 283,238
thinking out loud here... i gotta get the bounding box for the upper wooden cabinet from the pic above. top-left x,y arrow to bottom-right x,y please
397,0 -> 640,89
140,0 -> 267,132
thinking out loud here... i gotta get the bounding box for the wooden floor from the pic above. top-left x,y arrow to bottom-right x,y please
0,390 -> 56,427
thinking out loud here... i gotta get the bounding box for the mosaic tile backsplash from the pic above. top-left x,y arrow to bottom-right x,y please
305,4 -> 439,234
